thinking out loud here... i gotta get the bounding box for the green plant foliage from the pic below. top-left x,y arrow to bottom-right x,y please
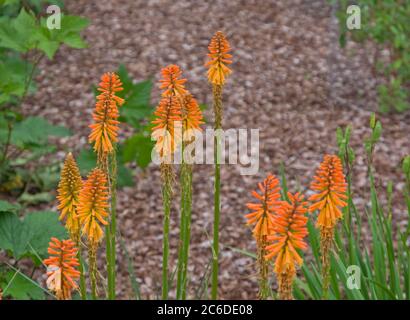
9,116 -> 71,147
335,0 -> 410,112
0,208 -> 67,259
0,8 -> 88,58
0,211 -> 31,258
1,271 -> 44,300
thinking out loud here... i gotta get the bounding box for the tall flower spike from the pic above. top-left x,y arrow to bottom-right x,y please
245,174 -> 281,241
308,154 -> 347,296
43,238 -> 80,300
159,64 -> 188,97
151,96 -> 183,160
181,94 -> 204,142
265,192 -> 309,300
57,153 -> 83,244
245,174 -> 281,299
77,168 -> 109,246
206,31 -> 232,85
89,73 -> 124,162
309,154 -> 347,228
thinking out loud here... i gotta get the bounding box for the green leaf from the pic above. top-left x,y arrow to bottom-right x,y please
62,33 -> 87,49
11,116 -> 70,147
117,163 -> 134,187
1,271 -> 44,300
122,134 -> 153,168
0,212 -> 30,258
18,191 -> 54,205
76,148 -> 97,175
24,210 -> 67,257
0,200 -> 20,213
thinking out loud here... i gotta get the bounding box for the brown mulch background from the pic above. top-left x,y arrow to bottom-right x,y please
16,0 -> 410,299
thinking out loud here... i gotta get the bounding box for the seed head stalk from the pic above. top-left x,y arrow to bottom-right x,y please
161,163 -> 174,299
257,236 -> 270,299
206,31 -> 232,300
89,72 -> 124,300
152,89 -> 182,298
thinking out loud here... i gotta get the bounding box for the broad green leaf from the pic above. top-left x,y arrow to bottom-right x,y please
11,116 -> 70,147
1,271 -> 44,300
24,210 -> 67,257
0,200 -> 20,213
122,134 -> 153,168
0,212 -> 30,258
76,148 -> 96,175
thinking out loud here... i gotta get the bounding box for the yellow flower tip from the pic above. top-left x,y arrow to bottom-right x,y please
57,153 -> 83,241
206,31 -> 232,85
159,64 -> 188,97
308,154 -> 347,229
89,72 -> 124,161
151,96 -> 183,160
43,238 -> 80,300
77,168 -> 109,246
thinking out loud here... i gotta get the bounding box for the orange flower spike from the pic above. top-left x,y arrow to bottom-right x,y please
265,192 -> 309,273
308,154 -> 347,228
151,96 -> 183,159
56,153 -> 82,242
77,168 -> 109,246
206,31 -> 232,85
89,72 -> 124,161
245,174 -> 281,241
43,238 -> 80,300
181,94 -> 204,141
159,64 -> 188,97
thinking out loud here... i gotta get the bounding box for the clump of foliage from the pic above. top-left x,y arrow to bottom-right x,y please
0,1 -> 88,201
335,0 -> 410,112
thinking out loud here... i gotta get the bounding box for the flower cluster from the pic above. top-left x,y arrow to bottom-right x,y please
43,238 -> 80,300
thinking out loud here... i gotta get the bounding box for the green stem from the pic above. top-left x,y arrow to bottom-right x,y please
77,249 -> 87,300
176,143 -> 188,299
105,223 -> 113,298
161,164 -> 173,299
181,165 -> 193,300
109,152 -> 118,299
88,245 -> 97,300
211,84 -> 223,300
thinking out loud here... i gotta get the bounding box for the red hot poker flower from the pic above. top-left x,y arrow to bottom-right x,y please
309,154 -> 347,228
206,31 -> 232,85
159,64 -> 187,97
89,73 -> 124,161
245,174 -> 281,241
43,238 -> 80,300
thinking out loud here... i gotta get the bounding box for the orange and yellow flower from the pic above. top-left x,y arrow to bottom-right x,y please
206,31 -> 232,85
245,174 -> 281,241
43,237 -> 80,300
181,94 -> 204,141
265,192 -> 309,273
151,96 -> 183,159
159,64 -> 187,97
77,168 -> 109,246
265,192 -> 308,300
309,154 -> 347,228
89,73 -> 124,162
57,153 -> 83,243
